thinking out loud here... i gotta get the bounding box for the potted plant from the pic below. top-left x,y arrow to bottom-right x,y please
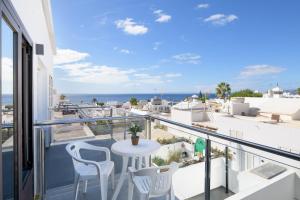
129,123 -> 142,145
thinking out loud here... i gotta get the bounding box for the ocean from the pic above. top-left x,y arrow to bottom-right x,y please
2,93 -> 216,105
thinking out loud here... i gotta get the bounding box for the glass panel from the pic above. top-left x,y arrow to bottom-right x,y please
1,18 -> 15,200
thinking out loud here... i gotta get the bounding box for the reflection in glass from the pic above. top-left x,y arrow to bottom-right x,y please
1,18 -> 14,200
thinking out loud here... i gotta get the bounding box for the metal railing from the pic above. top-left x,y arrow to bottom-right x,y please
2,114 -> 300,200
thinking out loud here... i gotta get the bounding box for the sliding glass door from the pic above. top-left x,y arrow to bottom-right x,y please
1,15 -> 15,200
0,1 -> 34,199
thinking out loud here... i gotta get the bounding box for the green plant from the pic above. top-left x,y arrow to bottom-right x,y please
231,89 -> 262,98
97,102 -> 105,106
297,88 -> 300,95
198,90 -> 203,99
152,156 -> 166,166
211,147 -> 233,160
157,136 -> 177,144
128,123 -> 142,137
216,82 -> 231,100
154,124 -> 167,131
60,94 -> 66,100
167,150 -> 181,164
4,104 -> 13,110
34,194 -> 41,200
129,97 -> 138,106
156,136 -> 193,145
96,120 -> 107,125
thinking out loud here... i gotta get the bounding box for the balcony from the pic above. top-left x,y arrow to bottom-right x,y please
2,112 -> 300,200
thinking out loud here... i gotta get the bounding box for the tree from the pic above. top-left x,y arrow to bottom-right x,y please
198,90 -> 203,99
216,82 -> 231,99
297,88 -> 300,95
129,97 -> 138,106
231,89 -> 263,98
60,94 -> 66,100
97,102 -> 105,107
92,97 -> 98,104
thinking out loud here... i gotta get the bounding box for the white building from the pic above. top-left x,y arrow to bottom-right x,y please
171,98 -> 210,125
1,0 -> 56,198
11,0 -> 56,121
223,98 -> 250,116
244,97 -> 300,120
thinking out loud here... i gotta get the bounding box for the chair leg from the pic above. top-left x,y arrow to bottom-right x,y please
166,194 -> 170,200
100,175 -> 108,200
170,188 -> 175,200
74,175 -> 80,200
84,180 -> 88,193
139,193 -> 150,200
111,167 -> 115,190
128,179 -> 134,200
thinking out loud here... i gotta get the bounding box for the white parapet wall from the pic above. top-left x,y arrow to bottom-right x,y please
226,171 -> 299,200
244,97 -> 300,120
173,158 -> 225,199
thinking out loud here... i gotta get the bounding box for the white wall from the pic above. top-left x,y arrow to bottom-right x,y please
173,158 -> 225,199
227,172 -> 297,200
171,109 -> 192,125
230,103 -> 250,116
244,97 -> 300,119
11,0 -> 56,121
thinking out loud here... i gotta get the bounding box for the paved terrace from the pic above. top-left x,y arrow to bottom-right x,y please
45,138 -> 234,200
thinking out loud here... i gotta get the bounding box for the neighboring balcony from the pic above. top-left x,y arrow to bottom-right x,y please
2,112 -> 300,200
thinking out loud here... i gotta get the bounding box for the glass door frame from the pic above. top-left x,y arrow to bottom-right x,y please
0,0 -> 33,199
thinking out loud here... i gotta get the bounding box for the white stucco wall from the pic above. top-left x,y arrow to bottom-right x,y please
171,109 -> 193,125
11,0 -> 56,121
171,109 -> 210,125
244,97 -> 300,119
173,158 -> 225,199
230,103 -> 250,116
227,172 -> 298,200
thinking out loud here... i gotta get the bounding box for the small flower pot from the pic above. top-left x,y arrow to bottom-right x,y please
131,136 -> 140,145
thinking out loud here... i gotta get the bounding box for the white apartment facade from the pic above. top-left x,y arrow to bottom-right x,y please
1,0 -> 55,199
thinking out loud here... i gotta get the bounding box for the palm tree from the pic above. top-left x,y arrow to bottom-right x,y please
297,88 -> 300,95
130,97 -> 138,106
216,82 -> 231,100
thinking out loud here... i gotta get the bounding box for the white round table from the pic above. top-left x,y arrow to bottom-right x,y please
111,139 -> 160,200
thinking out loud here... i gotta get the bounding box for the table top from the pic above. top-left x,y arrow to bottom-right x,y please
111,139 -> 160,157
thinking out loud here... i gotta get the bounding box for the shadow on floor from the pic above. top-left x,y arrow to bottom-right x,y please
188,187 -> 234,200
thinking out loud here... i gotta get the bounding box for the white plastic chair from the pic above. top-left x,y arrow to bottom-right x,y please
129,162 -> 178,200
66,141 -> 114,200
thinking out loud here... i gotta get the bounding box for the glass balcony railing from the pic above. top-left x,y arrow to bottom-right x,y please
2,114 -> 300,200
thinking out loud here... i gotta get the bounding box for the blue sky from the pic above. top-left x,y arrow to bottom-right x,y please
52,0 -> 300,94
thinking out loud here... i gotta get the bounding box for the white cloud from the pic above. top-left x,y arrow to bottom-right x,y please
197,4 -> 209,9
56,62 -> 133,84
239,65 -> 286,78
2,57 -> 13,82
173,53 -> 201,64
204,14 -> 238,25
153,42 -> 162,50
113,47 -> 132,54
2,57 -> 13,93
54,48 -> 89,65
153,10 -> 172,23
54,48 -> 181,87
120,49 -> 131,54
115,18 -> 148,35
131,74 -> 162,84
165,73 -> 182,78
